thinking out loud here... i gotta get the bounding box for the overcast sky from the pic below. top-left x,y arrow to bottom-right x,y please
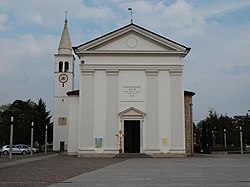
0,0 -> 250,122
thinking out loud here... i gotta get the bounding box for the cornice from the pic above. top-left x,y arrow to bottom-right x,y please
145,69 -> 158,76
54,53 -> 76,60
106,69 -> 119,76
75,51 -> 187,57
81,69 -> 94,76
80,64 -> 183,71
169,69 -> 183,76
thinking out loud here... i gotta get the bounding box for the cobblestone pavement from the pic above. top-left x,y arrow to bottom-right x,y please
0,154 -> 127,187
0,152 -> 55,162
0,154 -> 250,187
0,152 -> 59,169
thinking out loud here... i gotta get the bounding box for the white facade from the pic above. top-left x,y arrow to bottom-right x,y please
54,22 -> 191,156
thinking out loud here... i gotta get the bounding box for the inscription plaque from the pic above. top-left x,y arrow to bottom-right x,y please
120,84 -> 144,101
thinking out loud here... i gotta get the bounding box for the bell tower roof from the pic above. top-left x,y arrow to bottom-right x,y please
58,18 -> 72,54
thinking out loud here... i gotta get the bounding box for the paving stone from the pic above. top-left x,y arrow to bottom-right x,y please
0,154 -> 250,187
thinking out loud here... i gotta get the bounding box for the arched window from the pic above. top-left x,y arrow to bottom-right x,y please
64,61 -> 69,72
59,61 -> 63,72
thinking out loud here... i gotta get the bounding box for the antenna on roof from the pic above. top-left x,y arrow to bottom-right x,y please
128,8 -> 134,24
65,10 -> 68,23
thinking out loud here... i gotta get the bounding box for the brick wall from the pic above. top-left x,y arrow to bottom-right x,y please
184,91 -> 195,156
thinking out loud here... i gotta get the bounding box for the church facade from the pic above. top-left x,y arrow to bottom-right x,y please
53,19 -> 195,157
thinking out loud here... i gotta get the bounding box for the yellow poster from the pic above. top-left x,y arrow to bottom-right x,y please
162,137 -> 168,145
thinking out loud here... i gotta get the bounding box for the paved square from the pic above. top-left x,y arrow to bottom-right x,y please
1,154 -> 250,186
49,154 -> 250,187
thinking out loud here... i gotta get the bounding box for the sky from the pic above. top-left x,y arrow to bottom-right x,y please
0,0 -> 250,122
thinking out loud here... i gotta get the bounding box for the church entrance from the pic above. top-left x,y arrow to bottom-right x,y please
124,120 -> 140,153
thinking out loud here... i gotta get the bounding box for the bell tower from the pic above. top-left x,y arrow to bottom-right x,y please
53,18 -> 75,151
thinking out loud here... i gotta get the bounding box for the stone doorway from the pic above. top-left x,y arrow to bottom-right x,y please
124,120 -> 140,153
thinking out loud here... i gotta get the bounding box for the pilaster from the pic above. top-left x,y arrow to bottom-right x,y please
79,69 -> 95,153
145,70 -> 160,153
169,70 -> 185,153
104,70 -> 119,153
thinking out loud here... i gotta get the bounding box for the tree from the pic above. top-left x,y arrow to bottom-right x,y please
0,100 -> 36,145
233,114 -> 250,146
216,115 -> 233,145
201,121 -> 208,153
34,98 -> 53,150
243,114 -> 250,145
205,109 -> 218,148
0,104 -> 12,145
0,99 -> 53,150
195,109 -> 250,153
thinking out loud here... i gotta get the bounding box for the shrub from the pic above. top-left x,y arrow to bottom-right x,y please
209,145 -> 241,152
209,145 -> 227,152
194,144 -> 201,153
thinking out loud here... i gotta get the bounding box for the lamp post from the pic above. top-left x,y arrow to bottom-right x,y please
224,129 -> 227,148
212,131 -> 215,146
194,133 -> 197,144
9,116 -> 14,159
240,126 -> 243,155
31,122 -> 34,157
45,125 -> 47,154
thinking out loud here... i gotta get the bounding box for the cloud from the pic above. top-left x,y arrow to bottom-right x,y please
32,13 -> 43,25
184,20 -> 250,120
0,0 -> 79,27
0,34 -> 57,71
0,13 -> 8,31
0,34 -> 58,106
114,0 -> 205,38
77,6 -> 114,21
200,0 -> 250,19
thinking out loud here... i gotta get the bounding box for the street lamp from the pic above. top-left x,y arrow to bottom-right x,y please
224,129 -> 227,148
31,122 -> 34,157
212,131 -> 216,146
240,126 -> 243,155
194,133 -> 197,144
45,125 -> 48,154
9,116 -> 14,159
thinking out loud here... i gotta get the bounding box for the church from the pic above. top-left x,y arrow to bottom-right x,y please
53,18 -> 195,157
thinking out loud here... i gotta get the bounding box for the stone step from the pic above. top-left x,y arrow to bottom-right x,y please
115,153 -> 151,158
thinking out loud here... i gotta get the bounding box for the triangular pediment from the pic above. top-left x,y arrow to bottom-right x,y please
91,31 -> 175,51
74,24 -> 190,56
118,107 -> 146,119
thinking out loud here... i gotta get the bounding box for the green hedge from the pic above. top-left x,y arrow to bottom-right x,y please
209,145 -> 241,152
